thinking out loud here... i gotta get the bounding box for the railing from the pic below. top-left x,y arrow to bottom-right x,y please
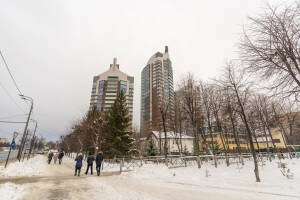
66,152 -> 300,172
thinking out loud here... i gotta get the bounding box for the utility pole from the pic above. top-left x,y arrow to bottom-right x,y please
27,121 -> 37,160
22,130 -> 30,161
17,95 -> 33,161
32,137 -> 39,157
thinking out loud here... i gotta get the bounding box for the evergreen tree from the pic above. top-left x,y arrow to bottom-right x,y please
102,91 -> 134,158
147,140 -> 157,156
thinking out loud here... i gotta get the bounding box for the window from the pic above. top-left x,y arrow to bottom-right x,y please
108,76 -> 118,80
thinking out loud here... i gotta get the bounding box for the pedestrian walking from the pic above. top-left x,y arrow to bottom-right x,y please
75,153 -> 83,176
85,152 -> 95,175
48,151 -> 54,164
53,153 -> 58,164
96,151 -> 104,176
58,151 -> 64,165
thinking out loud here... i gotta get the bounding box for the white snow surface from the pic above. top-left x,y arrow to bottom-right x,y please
89,177 -> 160,200
0,155 -> 46,177
120,159 -> 300,199
2,155 -> 300,200
0,182 -> 25,200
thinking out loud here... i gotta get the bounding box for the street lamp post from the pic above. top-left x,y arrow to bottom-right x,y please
27,120 -> 37,160
17,95 -> 33,161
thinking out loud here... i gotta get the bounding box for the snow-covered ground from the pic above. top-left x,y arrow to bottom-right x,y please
119,159 -> 300,199
0,183 -> 26,200
0,155 -> 47,177
1,155 -> 300,200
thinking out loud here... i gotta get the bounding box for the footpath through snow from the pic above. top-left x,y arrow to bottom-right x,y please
1,155 -> 300,200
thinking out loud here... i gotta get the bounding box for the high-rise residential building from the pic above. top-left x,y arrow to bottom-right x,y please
89,58 -> 134,121
140,46 -> 175,135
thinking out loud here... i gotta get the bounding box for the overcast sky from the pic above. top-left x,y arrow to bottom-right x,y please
0,0 -> 286,142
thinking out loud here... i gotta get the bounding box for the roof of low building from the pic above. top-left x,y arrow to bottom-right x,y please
152,131 -> 194,139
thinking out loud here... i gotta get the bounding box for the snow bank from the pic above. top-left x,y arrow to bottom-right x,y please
0,183 -> 25,200
0,155 -> 46,177
120,158 -> 300,198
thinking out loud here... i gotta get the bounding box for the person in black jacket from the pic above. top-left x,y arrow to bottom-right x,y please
85,152 -> 95,175
48,151 -> 54,164
58,151 -> 64,165
96,151 -> 104,176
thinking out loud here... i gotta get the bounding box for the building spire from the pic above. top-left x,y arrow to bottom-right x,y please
110,57 -> 119,70
113,57 -> 117,66
165,46 -> 168,53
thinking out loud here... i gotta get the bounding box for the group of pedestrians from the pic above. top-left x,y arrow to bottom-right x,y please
74,151 -> 104,177
48,151 -> 65,165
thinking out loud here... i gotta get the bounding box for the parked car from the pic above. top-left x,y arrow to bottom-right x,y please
37,150 -> 44,154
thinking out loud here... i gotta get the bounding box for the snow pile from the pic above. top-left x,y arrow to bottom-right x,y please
0,155 -> 46,177
0,183 -> 25,200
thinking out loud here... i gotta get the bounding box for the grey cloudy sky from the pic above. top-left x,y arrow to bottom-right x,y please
0,0 -> 286,141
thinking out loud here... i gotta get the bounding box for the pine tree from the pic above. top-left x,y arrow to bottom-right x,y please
147,140 -> 156,156
102,91 -> 134,158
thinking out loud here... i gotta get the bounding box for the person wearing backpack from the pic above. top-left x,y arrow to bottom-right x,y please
96,151 -> 104,176
85,152 -> 95,175
75,153 -> 83,176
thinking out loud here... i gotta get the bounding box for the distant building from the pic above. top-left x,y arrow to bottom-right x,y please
89,58 -> 134,122
0,138 -> 9,144
149,131 -> 194,155
140,46 -> 175,135
198,127 -> 286,152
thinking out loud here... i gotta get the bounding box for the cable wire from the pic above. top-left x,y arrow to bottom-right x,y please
0,81 -> 26,113
0,120 -> 26,124
0,50 -> 23,95
0,114 -> 27,120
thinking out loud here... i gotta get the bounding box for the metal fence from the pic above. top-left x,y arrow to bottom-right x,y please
67,152 -> 300,173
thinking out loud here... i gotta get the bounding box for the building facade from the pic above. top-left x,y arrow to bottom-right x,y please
89,58 -> 134,121
141,46 -> 175,135
150,131 -> 194,155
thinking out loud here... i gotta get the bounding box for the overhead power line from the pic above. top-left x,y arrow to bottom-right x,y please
0,114 -> 27,120
0,120 -> 26,124
0,81 -> 26,113
0,50 -> 23,95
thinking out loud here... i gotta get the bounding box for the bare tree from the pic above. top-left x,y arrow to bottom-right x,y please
199,82 -> 217,167
158,99 -> 170,164
217,62 -> 260,182
240,1 -> 300,101
222,86 -> 245,165
210,86 -> 230,166
180,73 -> 203,168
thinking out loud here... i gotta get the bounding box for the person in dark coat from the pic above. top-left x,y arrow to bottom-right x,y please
75,153 -> 83,176
85,152 -> 95,175
58,151 -> 64,165
48,151 -> 54,164
96,151 -> 104,176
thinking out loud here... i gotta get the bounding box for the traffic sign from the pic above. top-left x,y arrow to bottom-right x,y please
10,140 -> 16,149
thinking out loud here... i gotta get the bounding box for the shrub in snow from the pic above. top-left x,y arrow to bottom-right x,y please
279,162 -> 294,179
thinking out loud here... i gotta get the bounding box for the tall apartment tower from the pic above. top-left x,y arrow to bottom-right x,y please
89,58 -> 134,121
140,46 -> 175,135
